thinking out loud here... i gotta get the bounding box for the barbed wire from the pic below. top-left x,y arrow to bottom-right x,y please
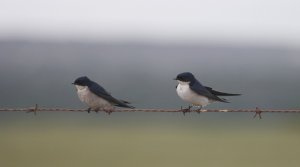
1,104 -> 300,119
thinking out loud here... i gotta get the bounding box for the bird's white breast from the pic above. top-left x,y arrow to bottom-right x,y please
75,85 -> 113,110
176,82 -> 211,107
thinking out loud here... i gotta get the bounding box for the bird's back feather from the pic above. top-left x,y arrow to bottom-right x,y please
189,80 -> 228,103
88,81 -> 134,108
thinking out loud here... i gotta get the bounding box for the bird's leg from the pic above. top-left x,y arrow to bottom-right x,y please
87,107 -> 91,113
180,105 -> 193,115
196,106 -> 202,114
104,108 -> 114,115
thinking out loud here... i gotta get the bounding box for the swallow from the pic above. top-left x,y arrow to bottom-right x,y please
174,72 -> 240,113
73,76 -> 134,114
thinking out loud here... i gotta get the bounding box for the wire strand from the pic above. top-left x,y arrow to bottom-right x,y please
1,105 -> 300,119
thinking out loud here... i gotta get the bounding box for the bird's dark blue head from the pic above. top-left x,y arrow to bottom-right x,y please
174,72 -> 196,82
72,76 -> 91,86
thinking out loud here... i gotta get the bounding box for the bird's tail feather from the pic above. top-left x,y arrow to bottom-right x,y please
115,100 -> 135,109
120,100 -> 131,104
220,98 -> 230,103
115,104 -> 135,109
211,90 -> 241,96
204,86 -> 241,96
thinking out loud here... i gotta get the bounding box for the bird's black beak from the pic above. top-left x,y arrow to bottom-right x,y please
72,83 -> 75,85
173,78 -> 178,80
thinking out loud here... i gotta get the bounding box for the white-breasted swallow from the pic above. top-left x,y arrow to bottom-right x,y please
174,72 -> 240,111
73,76 -> 134,113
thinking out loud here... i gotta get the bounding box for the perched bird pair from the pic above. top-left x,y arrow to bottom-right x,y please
73,72 -> 240,114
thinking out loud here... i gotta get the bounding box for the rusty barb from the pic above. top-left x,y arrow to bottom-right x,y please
253,107 -> 263,119
26,104 -> 38,115
1,105 -> 300,119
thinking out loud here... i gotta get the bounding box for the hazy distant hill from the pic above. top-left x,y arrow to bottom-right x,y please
0,40 -> 299,110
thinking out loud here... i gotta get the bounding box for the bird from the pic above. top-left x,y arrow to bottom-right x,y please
174,72 -> 240,112
72,76 -> 134,114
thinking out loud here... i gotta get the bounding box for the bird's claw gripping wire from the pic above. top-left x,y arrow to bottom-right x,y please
181,106 -> 193,115
196,106 -> 203,114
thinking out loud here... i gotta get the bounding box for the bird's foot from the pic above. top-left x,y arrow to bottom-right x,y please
87,108 -> 91,113
181,106 -> 193,115
196,106 -> 203,114
104,108 -> 114,115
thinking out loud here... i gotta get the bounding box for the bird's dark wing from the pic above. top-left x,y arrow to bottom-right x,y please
204,86 -> 241,96
190,81 -> 228,103
89,82 -> 134,108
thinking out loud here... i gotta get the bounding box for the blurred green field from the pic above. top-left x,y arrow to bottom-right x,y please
1,115 -> 300,167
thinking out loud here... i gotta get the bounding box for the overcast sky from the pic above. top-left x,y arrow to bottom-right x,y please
0,0 -> 300,46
